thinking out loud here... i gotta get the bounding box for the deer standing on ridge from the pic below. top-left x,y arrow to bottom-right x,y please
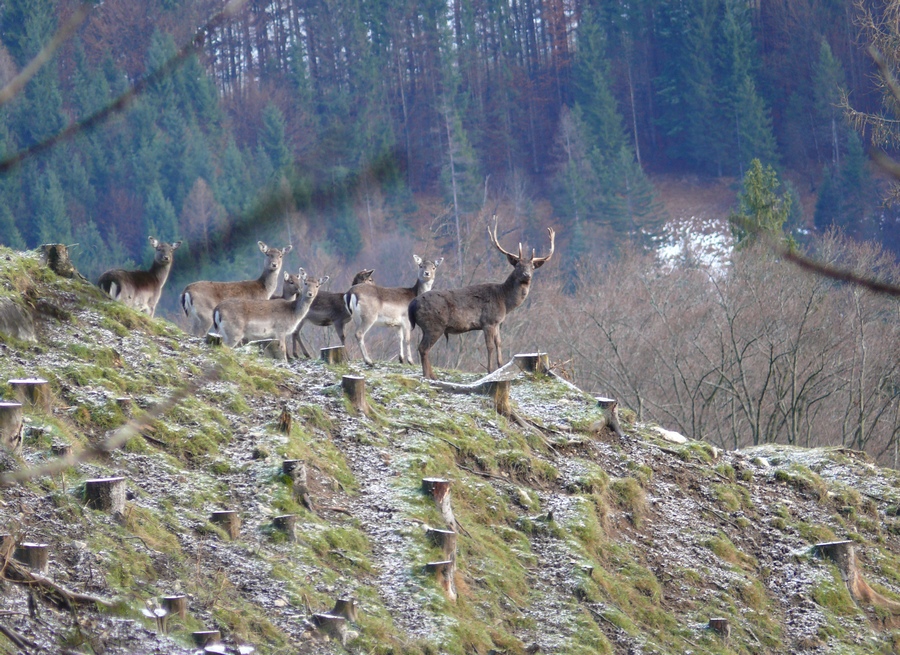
344,256 -> 443,365
98,236 -> 182,317
180,241 -> 292,336
212,269 -> 328,360
292,269 -> 375,358
409,220 -> 555,379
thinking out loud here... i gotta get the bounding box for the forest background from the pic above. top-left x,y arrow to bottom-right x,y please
0,0 -> 898,464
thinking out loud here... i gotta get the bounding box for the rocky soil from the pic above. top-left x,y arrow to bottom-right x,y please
1,247 -> 900,655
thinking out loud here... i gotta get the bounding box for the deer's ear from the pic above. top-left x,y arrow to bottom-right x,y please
506,253 -> 519,266
282,244 -> 293,254
319,276 -> 330,285
413,254 -> 423,265
148,237 -> 159,247
434,257 -> 444,267
533,258 -> 547,269
172,241 -> 182,250
258,241 -> 268,253
284,272 -> 291,281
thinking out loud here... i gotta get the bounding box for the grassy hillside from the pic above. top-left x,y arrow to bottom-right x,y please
1,246 -> 900,655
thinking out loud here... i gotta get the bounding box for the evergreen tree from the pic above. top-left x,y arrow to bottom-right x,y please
34,169 -> 72,245
260,103 -> 292,176
812,39 -> 848,167
0,205 -> 24,249
71,220 -> 108,281
144,182 -> 178,244
729,159 -> 792,249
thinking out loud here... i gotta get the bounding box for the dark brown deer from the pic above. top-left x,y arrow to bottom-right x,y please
180,241 -> 292,336
98,237 -> 182,317
409,221 -> 555,379
292,269 -> 375,358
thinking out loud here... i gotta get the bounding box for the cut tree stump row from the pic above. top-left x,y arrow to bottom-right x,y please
708,617 -> 730,638
273,514 -> 297,541
8,378 -> 51,413
816,540 -> 900,617
211,510 -> 240,540
84,477 -> 126,514
330,597 -> 359,622
422,477 -> 457,532
0,402 -> 23,453
320,345 -> 345,364
425,560 -> 457,601
426,528 -> 458,562
597,397 -> 626,439
191,630 -> 221,647
312,612 -> 348,644
513,352 -> 550,374
162,594 -> 188,619
14,542 -> 49,574
341,375 -> 369,416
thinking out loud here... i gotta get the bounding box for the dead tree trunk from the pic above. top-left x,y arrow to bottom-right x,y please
273,514 -> 297,541
341,375 -> 369,416
211,510 -> 240,540
0,402 -> 23,453
8,378 -> 51,413
14,543 -> 49,574
484,380 -> 511,416
321,346 -> 345,364
162,595 -> 188,619
84,477 -> 126,514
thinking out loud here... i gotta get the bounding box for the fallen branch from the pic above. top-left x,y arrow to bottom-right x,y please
0,620 -> 38,651
1,553 -> 113,609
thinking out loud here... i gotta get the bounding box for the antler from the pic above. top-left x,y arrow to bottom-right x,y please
532,227 -> 555,264
488,215 -> 521,261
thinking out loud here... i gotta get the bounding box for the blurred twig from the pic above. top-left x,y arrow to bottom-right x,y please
0,0 -> 249,174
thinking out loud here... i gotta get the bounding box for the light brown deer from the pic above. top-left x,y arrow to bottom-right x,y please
180,241 -> 292,336
409,221 -> 555,379
293,269 -> 375,358
98,237 -> 182,317
212,269 -> 328,360
344,256 -> 443,365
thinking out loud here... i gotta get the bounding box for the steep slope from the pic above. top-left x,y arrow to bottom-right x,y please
1,246 -> 900,655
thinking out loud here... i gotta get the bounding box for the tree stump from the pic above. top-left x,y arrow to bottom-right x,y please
8,378 -> 51,413
277,404 -> 292,433
422,478 -> 456,531
162,594 -> 188,619
425,560 -> 457,602
330,597 -> 359,622
262,339 -> 287,360
426,528 -> 458,561
282,459 -> 305,481
341,375 -> 369,416
191,630 -> 221,647
273,514 -> 297,541
0,298 -> 35,342
484,380 -> 511,417
708,617 -> 730,638
312,613 -> 348,644
14,543 -> 49,574
84,477 -> 126,514
514,352 -> 550,374
205,332 -> 223,346
211,510 -> 240,540
0,402 -> 23,453
115,397 -> 132,417
39,244 -> 85,279
321,346 -> 345,365
597,397 -> 625,439
51,443 -> 72,458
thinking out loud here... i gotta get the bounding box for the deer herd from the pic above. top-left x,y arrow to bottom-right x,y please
97,220 -> 555,379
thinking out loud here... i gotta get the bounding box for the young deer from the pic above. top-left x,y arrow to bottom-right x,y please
180,241 -> 292,336
212,269 -> 328,360
292,269 -> 375,358
98,237 -> 182,317
345,256 -> 443,365
409,220 -> 555,379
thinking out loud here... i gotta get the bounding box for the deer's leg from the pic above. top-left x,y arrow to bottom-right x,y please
294,320 -> 312,358
418,329 -> 439,379
484,326 -> 501,372
354,318 -> 375,366
400,322 -> 414,364
334,318 -> 348,345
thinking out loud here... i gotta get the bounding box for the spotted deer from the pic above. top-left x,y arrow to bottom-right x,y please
344,256 -> 443,365
212,269 -> 328,360
98,237 -> 182,317
180,241 -> 292,336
